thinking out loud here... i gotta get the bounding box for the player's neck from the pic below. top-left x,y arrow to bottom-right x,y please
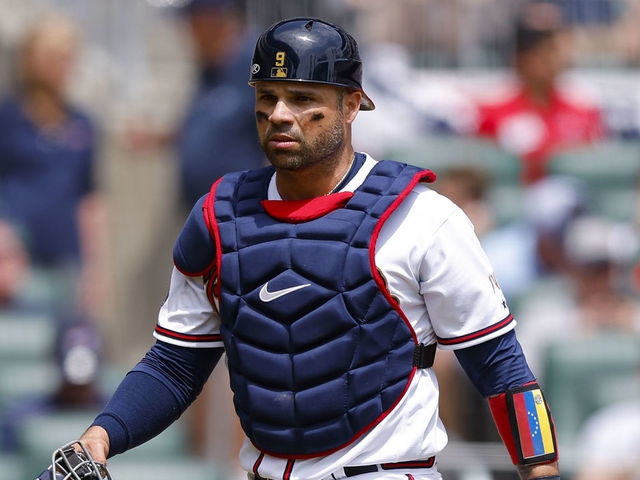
275,146 -> 356,201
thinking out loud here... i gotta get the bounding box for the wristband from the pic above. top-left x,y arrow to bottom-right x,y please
488,382 -> 558,465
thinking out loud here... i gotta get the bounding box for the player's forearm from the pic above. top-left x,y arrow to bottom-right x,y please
455,332 -> 560,479
91,370 -> 183,456
517,461 -> 560,479
91,342 -> 223,456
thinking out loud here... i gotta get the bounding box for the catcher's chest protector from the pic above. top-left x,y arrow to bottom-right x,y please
205,160 -> 435,458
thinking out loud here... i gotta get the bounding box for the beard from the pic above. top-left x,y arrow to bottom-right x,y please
261,113 -> 345,171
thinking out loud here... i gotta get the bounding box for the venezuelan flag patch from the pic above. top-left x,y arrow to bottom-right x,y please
506,384 -> 557,464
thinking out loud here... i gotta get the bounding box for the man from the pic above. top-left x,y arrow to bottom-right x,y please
475,1 -> 603,184
0,14 -> 105,313
177,0 -> 265,208
125,0 -> 265,210
53,18 -> 559,480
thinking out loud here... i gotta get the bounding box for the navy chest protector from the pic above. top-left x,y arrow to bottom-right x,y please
203,160 -> 436,458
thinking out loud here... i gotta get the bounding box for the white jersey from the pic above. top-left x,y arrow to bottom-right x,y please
154,155 -> 514,479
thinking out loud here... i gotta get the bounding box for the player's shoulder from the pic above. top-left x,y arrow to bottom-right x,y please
409,180 -> 459,211
394,179 -> 463,234
174,194 -> 216,277
365,157 -> 460,224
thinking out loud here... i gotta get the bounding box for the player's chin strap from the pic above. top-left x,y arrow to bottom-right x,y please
488,382 -> 558,466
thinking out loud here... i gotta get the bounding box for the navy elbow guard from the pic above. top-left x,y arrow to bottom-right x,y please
488,382 -> 558,465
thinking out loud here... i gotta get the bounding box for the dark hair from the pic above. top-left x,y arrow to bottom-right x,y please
515,1 -> 564,53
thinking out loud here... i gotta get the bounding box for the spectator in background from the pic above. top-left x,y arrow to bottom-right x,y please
516,214 -> 640,375
482,175 -> 589,302
176,0 -> 264,207
126,0 -> 265,209
0,14 -> 106,314
475,0 -> 604,184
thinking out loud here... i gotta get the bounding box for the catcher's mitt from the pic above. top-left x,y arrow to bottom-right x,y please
35,440 -> 111,480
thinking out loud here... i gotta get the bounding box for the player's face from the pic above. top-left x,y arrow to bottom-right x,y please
254,82 -> 351,171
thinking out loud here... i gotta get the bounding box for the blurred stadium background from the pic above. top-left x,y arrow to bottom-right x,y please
0,0 -> 639,479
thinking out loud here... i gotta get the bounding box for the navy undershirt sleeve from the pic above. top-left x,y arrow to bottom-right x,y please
91,341 -> 223,457
454,330 -> 535,397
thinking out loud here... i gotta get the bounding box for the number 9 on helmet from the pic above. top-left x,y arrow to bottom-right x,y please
35,441 -> 111,480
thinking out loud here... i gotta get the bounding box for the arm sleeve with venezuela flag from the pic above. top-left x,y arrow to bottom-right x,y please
455,331 -> 557,466
489,382 -> 558,465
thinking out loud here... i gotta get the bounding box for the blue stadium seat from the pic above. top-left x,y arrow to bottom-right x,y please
549,140 -> 640,187
17,410 -> 190,477
543,332 -> 640,447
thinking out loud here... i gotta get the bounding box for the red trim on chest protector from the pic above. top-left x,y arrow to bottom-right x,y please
261,191 -> 354,223
370,169 -> 436,345
202,179 -> 223,305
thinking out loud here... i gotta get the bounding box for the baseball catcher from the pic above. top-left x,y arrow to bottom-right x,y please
35,16 -> 560,480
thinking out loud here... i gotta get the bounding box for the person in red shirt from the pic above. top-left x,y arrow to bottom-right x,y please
475,1 -> 604,184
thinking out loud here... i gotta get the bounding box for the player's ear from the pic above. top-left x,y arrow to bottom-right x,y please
343,89 -> 362,124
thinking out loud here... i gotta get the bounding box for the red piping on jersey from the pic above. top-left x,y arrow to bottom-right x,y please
154,325 -> 222,342
253,453 -> 264,475
252,169 -> 436,460
283,459 -> 295,480
202,179 -> 223,307
437,313 -> 514,345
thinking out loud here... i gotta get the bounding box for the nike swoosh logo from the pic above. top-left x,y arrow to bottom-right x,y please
259,282 -> 311,302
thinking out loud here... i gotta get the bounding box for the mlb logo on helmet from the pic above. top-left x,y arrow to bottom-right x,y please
271,67 -> 288,78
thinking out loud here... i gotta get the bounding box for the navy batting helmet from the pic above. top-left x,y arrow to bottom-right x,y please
249,18 -> 375,110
